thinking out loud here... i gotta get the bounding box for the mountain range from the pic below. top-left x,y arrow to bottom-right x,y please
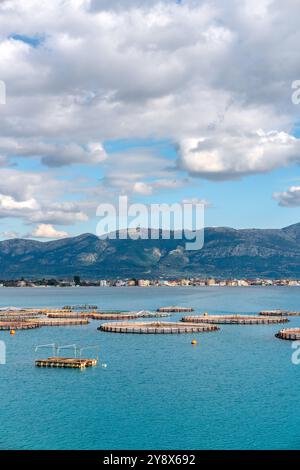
0,223 -> 300,279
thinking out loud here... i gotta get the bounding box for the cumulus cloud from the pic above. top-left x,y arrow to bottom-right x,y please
28,223 -> 69,239
0,168 -> 89,224
133,178 -> 188,195
0,168 -> 62,201
0,0 -> 298,148
0,0 -> 299,233
0,138 -> 107,167
0,194 -> 39,211
181,198 -> 212,208
29,203 -> 89,225
102,148 -> 177,193
0,231 -> 20,239
273,186 -> 300,207
180,130 -> 300,180
133,181 -> 153,195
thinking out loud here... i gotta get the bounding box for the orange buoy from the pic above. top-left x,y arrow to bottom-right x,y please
10,329 -> 16,336
191,339 -> 197,345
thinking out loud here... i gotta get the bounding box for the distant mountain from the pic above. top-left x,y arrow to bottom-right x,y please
0,223 -> 300,279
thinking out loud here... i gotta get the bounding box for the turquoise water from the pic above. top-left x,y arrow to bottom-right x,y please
0,286 -> 300,450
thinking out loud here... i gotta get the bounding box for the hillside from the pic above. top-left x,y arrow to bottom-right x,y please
0,224 -> 300,279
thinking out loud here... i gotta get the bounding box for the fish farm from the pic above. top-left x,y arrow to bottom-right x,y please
275,328 -> 300,340
181,315 -> 289,324
99,321 -> 219,334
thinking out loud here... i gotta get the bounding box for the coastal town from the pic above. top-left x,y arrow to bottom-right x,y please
1,277 -> 300,288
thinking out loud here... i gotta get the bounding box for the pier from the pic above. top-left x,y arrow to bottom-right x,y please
99,321 -> 219,334
181,315 -> 289,324
275,328 -> 300,340
35,357 -> 98,369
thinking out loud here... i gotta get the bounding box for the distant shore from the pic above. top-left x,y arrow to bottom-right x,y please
1,278 -> 300,288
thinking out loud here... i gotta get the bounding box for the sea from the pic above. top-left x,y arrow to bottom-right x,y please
0,286 -> 299,450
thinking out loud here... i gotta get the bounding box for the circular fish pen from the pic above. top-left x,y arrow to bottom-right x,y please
47,312 -> 91,319
182,315 -> 289,325
99,321 -> 219,334
134,310 -> 171,318
91,313 -> 142,320
156,306 -> 194,313
47,310 -> 171,320
260,310 -> 300,316
0,321 -> 40,330
275,328 -> 300,340
0,311 -> 42,320
33,318 -> 89,327
0,315 -> 40,322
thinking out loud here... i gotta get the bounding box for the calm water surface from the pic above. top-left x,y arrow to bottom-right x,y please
0,286 -> 299,450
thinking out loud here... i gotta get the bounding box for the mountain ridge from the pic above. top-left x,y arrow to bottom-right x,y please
0,223 -> 299,279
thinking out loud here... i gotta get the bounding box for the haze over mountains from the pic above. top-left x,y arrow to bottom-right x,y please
0,223 -> 300,280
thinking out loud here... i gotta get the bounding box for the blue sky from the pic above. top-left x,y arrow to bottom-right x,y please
0,0 -> 300,239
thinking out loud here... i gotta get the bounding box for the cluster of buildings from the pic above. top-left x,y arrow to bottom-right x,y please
0,277 -> 299,287
107,278 -> 300,287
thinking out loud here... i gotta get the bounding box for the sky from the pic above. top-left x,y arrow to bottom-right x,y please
0,0 -> 300,240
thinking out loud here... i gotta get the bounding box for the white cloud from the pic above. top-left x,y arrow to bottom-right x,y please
102,148 -> 176,193
0,0 -> 298,150
133,178 -> 189,195
0,138 -> 107,167
133,181 -> 153,195
0,194 -> 39,210
273,186 -> 300,207
29,206 -> 89,225
29,223 -> 69,239
0,168 -> 90,224
0,231 -> 20,239
181,198 -> 212,208
180,130 -> 300,180
0,0 -> 299,231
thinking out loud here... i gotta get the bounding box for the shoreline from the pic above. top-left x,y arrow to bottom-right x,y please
0,284 -> 299,288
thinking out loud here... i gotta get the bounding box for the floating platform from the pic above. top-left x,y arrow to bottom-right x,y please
35,357 -> 98,369
182,315 -> 289,324
275,328 -> 300,340
260,310 -> 300,316
156,306 -> 194,313
0,321 -> 40,330
99,321 -> 219,334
